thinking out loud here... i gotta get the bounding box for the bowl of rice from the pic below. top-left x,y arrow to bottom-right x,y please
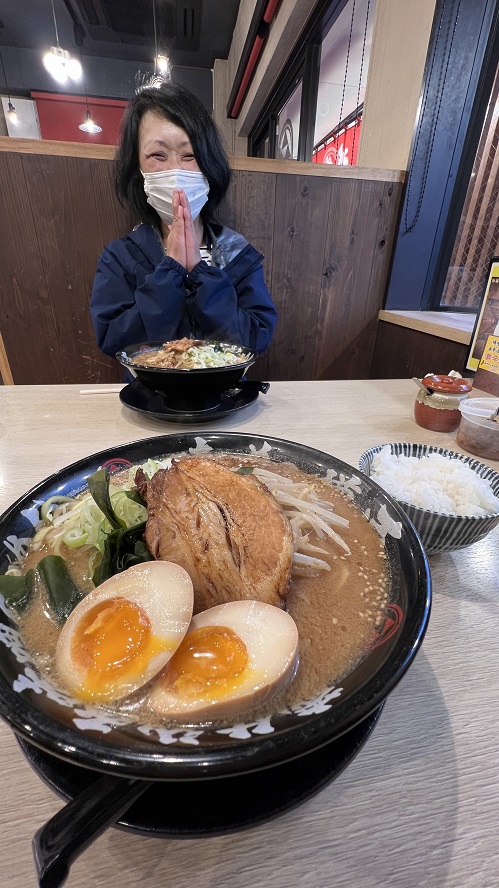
116,339 -> 256,408
359,443 -> 499,554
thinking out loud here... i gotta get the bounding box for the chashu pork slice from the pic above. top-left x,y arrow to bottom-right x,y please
142,457 -> 293,613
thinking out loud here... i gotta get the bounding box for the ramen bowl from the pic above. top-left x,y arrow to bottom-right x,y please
359,443 -> 499,554
116,340 -> 256,410
0,434 -> 430,803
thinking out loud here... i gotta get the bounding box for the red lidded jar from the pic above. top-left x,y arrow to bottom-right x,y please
414,374 -> 472,432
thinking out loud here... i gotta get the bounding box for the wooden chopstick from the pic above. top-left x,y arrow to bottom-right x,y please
79,388 -> 124,395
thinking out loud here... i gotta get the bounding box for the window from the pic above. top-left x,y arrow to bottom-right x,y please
276,80 -> 303,159
249,0 -> 375,165
313,0 -> 373,165
384,0 -> 499,314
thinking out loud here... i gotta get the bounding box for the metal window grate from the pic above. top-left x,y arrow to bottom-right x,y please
441,62 -> 499,309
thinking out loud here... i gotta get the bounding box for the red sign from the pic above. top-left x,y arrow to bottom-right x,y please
32,91 -> 127,145
313,118 -> 362,166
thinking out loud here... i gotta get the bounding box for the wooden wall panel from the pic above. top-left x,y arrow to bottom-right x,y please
0,153 -> 62,384
370,321 -> 470,379
0,150 -> 404,384
264,173 -> 333,380
219,169 -> 277,381
89,159 -> 135,249
314,180 -> 402,379
23,154 -> 120,383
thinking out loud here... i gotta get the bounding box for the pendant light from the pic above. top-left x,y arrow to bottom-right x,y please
43,0 -> 82,84
77,50 -> 101,134
79,108 -> 102,134
156,54 -> 171,76
152,0 -> 171,79
0,37 -> 18,125
7,100 -> 17,125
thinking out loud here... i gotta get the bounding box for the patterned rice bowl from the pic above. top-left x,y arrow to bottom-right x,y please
359,443 -> 499,555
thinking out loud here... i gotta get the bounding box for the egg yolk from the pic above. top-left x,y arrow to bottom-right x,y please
160,625 -> 249,700
71,597 -> 152,696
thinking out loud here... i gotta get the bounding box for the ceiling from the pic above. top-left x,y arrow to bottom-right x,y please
0,0 -> 241,70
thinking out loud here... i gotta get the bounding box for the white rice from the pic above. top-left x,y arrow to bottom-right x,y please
370,447 -> 499,516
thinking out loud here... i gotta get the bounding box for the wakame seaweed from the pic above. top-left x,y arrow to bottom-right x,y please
86,467 -> 153,585
37,555 -> 85,625
0,569 -> 35,613
87,468 -> 125,530
93,523 -> 153,586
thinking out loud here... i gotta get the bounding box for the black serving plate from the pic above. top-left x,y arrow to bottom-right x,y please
20,706 -> 383,838
0,432 -> 431,782
119,379 -> 267,423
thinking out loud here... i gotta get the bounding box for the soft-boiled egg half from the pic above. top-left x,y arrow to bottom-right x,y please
55,561 -> 193,703
148,599 -> 299,722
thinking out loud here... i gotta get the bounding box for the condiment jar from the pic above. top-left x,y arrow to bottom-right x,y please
414,374 -> 472,432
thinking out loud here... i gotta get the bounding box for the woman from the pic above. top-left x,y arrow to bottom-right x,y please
90,80 -> 277,358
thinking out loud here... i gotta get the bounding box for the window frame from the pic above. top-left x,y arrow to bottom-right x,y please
384,0 -> 499,314
248,0 -> 346,160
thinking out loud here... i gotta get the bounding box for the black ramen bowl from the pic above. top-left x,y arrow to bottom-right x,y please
0,432 -> 431,785
116,340 -> 256,411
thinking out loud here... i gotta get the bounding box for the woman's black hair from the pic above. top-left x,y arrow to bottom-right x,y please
114,78 -> 231,226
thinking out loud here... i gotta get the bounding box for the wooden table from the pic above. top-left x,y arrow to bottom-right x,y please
1,380 -> 498,888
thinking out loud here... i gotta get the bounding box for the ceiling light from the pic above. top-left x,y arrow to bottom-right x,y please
43,46 -> 82,83
43,0 -> 82,83
78,109 -> 102,134
152,1 -> 172,78
156,54 -> 171,76
7,100 -> 17,125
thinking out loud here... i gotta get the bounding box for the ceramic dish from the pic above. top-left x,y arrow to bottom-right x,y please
359,442 -> 499,554
0,433 -> 430,782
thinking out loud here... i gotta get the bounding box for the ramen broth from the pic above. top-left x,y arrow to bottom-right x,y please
17,454 -> 390,725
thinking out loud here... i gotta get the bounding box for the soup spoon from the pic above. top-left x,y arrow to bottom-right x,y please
33,773 -> 149,888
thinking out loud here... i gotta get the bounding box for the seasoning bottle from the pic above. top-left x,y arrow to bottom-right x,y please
413,373 -> 472,432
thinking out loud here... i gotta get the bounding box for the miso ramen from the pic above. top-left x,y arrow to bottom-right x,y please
12,453 -> 390,726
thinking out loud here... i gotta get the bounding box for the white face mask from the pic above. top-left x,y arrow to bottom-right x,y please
141,168 -> 210,224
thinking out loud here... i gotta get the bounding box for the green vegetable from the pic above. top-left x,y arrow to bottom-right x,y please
62,527 -> 90,548
93,523 -> 154,586
110,490 -> 147,528
0,570 -> 34,613
235,466 -> 255,475
87,468 -> 125,531
40,495 -> 74,524
37,555 -> 85,625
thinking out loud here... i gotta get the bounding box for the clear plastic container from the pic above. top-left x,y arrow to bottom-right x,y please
456,398 -> 499,460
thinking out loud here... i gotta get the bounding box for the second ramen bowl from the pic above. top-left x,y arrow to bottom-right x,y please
116,340 -> 256,409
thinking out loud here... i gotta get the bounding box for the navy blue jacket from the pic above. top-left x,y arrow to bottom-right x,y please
90,222 -> 277,357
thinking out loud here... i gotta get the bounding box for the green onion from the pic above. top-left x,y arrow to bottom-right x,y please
40,495 -> 74,524
62,527 -> 89,548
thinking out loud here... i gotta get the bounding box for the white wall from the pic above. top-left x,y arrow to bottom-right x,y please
0,96 -> 41,139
